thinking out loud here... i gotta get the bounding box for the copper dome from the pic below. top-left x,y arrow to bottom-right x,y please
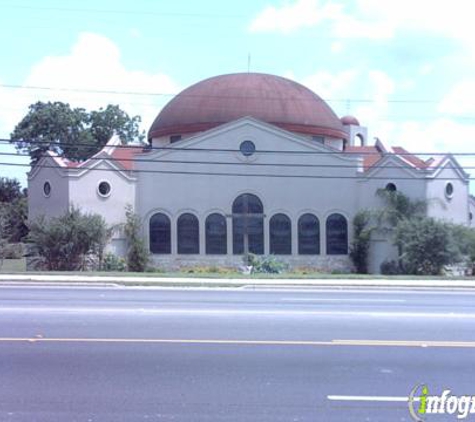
341,115 -> 360,126
148,73 -> 347,140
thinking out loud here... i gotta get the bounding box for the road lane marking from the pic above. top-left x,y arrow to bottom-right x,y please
2,306 -> 475,319
332,339 -> 475,347
1,337 -> 475,348
327,395 -> 412,402
281,298 -> 406,303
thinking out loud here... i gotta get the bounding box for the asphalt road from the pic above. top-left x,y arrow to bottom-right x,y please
0,285 -> 474,421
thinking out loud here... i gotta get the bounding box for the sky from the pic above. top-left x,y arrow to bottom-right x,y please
1,0 -> 475,189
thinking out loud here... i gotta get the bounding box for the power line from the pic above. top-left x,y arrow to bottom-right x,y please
0,150 -> 469,172
0,138 -> 468,156
0,83 -> 439,104
1,4 -> 244,19
0,160 -> 469,181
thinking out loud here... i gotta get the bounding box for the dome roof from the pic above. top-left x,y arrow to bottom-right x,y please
149,73 -> 347,140
341,115 -> 360,126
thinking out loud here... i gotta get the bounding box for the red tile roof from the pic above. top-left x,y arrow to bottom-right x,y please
392,147 -> 427,169
110,146 -> 141,170
345,146 -> 382,171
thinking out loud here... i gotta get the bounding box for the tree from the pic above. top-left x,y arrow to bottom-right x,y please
350,210 -> 373,274
28,207 -> 110,271
10,101 -> 145,163
0,177 -> 28,242
395,217 -> 458,275
124,205 -> 148,272
375,188 -> 426,228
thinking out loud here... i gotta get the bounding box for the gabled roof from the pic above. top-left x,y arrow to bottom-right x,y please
345,146 -> 382,171
391,147 -> 428,169
46,135 -> 142,171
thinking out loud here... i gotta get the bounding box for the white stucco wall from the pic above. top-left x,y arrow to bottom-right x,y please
68,161 -> 136,226
426,164 -> 469,225
28,157 -> 70,222
137,120 -> 358,270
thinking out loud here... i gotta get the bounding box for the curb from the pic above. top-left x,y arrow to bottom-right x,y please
1,274 -> 475,290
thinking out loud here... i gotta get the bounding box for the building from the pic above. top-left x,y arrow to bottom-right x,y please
28,73 -> 473,273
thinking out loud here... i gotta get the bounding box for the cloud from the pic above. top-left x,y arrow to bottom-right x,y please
439,80 -> 475,116
249,0 -> 341,33
248,0 -> 394,38
249,0 -> 475,47
0,32 -> 180,185
0,33 -> 180,140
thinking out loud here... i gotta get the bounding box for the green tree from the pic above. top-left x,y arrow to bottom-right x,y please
11,101 -> 145,163
0,177 -> 28,242
124,205 -> 148,272
28,207 -> 110,271
349,210 -> 373,274
375,188 -> 426,228
395,217 -> 458,275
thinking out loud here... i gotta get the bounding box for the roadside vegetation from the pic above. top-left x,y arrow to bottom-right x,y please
350,189 -> 475,276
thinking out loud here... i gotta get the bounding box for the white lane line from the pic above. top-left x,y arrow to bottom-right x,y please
1,306 -> 475,319
327,395 -> 413,402
282,298 -> 406,303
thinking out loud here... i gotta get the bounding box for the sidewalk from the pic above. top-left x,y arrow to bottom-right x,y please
1,274 -> 475,289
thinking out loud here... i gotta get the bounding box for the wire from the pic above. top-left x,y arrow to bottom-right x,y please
0,138 -> 468,157
1,4 -> 244,19
0,83 -> 439,104
0,160 -> 469,181
0,150 -> 462,171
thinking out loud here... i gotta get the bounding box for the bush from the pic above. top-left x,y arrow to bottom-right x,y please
124,205 -> 149,272
350,210 -> 373,274
28,207 -> 110,271
101,252 -> 126,272
395,217 -> 459,275
380,260 -> 401,275
246,253 -> 288,274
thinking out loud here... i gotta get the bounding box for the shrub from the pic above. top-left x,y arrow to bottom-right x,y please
28,207 -> 110,271
101,252 -> 126,272
124,205 -> 149,272
395,217 -> 459,275
246,253 -> 288,274
380,260 -> 401,275
350,210 -> 373,274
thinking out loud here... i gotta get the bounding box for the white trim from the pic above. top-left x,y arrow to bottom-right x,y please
97,180 -> 112,198
42,180 -> 52,198
445,181 -> 454,200
143,116 -> 359,165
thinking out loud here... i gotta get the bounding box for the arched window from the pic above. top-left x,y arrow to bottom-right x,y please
150,213 -> 171,254
269,214 -> 291,255
298,214 -> 320,255
206,213 -> 227,255
385,182 -> 397,192
326,213 -> 348,255
232,193 -> 264,255
177,213 -> 199,254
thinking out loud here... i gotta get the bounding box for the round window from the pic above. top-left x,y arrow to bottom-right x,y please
445,182 -> 454,199
239,140 -> 256,157
98,181 -> 111,197
43,181 -> 51,197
